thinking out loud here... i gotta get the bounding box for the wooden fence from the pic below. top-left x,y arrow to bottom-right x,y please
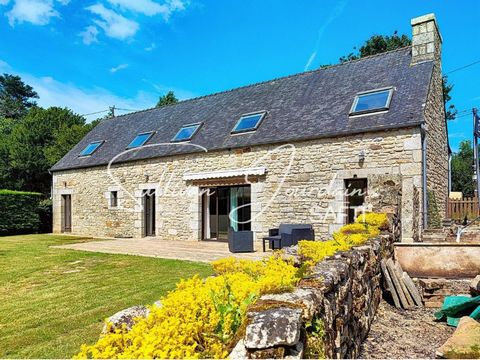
447,197 -> 480,220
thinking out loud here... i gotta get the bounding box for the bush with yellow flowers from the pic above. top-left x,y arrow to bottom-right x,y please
211,255 -> 299,294
75,255 -> 300,359
299,212 -> 387,269
355,212 -> 389,230
76,213 -> 388,359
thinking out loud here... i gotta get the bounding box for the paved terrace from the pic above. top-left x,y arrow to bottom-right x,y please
53,237 -> 267,263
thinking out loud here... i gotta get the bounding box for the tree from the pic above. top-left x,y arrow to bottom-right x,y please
44,122 -> 95,166
451,140 -> 474,197
156,91 -> 178,108
338,33 -> 411,63
0,74 -> 39,119
3,107 -> 90,193
442,75 -> 457,121
329,32 -> 457,121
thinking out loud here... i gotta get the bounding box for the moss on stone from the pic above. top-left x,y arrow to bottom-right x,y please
304,317 -> 326,359
427,190 -> 442,229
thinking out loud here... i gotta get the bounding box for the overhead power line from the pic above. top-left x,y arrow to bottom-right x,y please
451,112 -> 474,121
445,59 -> 480,75
81,109 -> 109,117
80,107 -> 141,118
116,107 -> 141,112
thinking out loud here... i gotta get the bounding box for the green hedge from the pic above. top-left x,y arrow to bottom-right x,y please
0,190 -> 42,235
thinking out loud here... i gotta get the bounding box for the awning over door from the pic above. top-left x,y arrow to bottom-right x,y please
183,167 -> 266,186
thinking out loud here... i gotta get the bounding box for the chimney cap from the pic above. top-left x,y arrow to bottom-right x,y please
411,13 -> 443,42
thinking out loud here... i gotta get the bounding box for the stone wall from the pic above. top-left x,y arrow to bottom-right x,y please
230,234 -> 395,359
424,63 -> 449,222
52,128 -> 422,242
411,13 -> 449,223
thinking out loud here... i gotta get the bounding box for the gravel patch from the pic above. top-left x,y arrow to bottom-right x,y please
359,301 -> 454,359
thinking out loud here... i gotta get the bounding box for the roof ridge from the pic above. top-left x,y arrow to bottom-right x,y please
109,46 -> 412,121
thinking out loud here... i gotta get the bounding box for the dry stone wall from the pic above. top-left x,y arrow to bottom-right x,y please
230,234 -> 395,359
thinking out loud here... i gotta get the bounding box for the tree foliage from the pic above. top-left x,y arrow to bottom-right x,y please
328,32 -> 457,121
0,74 -> 95,195
0,73 -> 39,119
156,91 -> 178,108
1,107 -> 91,193
338,33 -> 411,63
451,140 -> 474,197
442,75 -> 457,121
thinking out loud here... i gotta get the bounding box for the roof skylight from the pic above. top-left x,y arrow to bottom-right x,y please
231,112 -> 266,134
79,141 -> 103,157
127,132 -> 154,149
172,123 -> 202,142
350,88 -> 393,115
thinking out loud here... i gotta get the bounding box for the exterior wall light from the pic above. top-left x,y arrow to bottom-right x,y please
359,150 -> 366,163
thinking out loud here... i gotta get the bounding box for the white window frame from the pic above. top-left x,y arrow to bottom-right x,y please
349,87 -> 394,116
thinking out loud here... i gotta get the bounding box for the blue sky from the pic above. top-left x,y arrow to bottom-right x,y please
0,0 -> 478,152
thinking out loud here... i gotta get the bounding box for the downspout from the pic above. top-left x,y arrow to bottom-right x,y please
421,124 -> 428,229
448,153 -> 452,193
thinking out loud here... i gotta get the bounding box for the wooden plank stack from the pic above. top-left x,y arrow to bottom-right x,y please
380,258 -> 423,309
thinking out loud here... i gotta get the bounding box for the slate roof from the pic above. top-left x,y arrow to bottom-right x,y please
51,47 -> 434,172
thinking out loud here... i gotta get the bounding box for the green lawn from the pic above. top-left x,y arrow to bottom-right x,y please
0,234 -> 213,358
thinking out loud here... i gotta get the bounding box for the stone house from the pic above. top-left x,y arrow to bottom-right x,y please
51,13 -> 449,243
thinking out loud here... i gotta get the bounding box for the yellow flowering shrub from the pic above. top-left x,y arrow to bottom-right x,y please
76,255 -> 300,359
337,223 -> 368,235
76,213 -> 388,359
356,212 -> 389,230
298,239 -> 351,267
212,254 -> 299,294
299,212 -> 386,269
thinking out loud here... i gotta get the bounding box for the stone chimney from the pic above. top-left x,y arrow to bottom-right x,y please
411,13 -> 442,65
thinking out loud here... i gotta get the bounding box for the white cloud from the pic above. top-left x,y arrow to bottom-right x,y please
110,63 -> 128,73
6,0 -> 59,26
0,59 -> 10,70
4,66 -> 195,122
144,42 -> 156,51
304,0 -> 348,71
107,0 -> 166,16
79,25 -> 99,45
304,51 -> 317,72
106,0 -> 187,19
86,3 -> 139,40
0,0 -> 10,5
20,74 -> 156,121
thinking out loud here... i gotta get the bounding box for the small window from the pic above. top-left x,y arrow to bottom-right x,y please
231,112 -> 266,134
110,191 -> 118,208
172,123 -> 202,142
350,88 -> 393,115
79,141 -> 103,157
127,132 -> 154,149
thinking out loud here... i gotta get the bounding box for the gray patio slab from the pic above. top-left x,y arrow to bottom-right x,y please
52,237 -> 267,263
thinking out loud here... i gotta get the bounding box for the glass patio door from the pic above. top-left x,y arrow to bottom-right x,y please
202,185 -> 251,240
